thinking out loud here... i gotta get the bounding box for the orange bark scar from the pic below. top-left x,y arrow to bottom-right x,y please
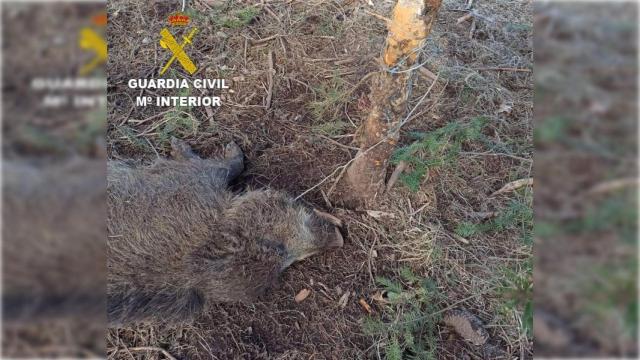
384,0 -> 428,66
336,0 -> 442,207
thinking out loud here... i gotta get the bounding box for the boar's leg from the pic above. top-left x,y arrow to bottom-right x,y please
223,141 -> 244,181
108,285 -> 204,325
170,137 -> 199,160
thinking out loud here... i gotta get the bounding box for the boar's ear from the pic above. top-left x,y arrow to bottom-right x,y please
313,209 -> 343,228
223,141 -> 244,181
170,137 -> 200,160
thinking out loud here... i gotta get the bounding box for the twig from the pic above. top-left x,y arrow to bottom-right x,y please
410,202 -> 430,217
200,89 -> 215,122
392,74 -> 439,132
386,160 -> 408,193
196,0 -> 213,10
346,71 -> 377,97
320,189 -> 333,208
469,17 -> 477,39
364,9 -> 391,23
296,74 -> 439,200
251,34 -> 283,45
451,232 -> 470,245
491,178 -> 533,196
460,151 -> 532,163
119,89 -> 142,126
366,235 -> 379,285
265,50 -> 275,109
456,13 -> 474,24
143,137 -> 160,159
126,347 -> 177,360
476,67 -> 532,73
316,134 -> 360,151
418,67 -> 438,81
305,57 -> 341,63
334,57 -> 355,66
243,37 -> 248,68
294,165 -> 347,200
128,109 -> 172,125
323,70 -> 356,78
262,5 -> 281,23
327,163 -> 351,195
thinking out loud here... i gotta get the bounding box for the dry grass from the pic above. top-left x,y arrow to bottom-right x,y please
107,0 -> 533,358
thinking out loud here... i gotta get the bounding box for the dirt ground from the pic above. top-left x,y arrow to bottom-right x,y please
533,3 -> 638,357
106,0 -> 533,358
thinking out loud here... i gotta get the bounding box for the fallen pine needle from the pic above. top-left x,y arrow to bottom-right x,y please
126,347 -> 177,360
491,178 -> 533,196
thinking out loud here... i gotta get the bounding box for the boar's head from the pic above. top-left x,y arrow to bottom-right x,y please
224,189 -> 343,269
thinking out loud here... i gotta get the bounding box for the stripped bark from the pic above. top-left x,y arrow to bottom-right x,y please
337,0 -> 441,207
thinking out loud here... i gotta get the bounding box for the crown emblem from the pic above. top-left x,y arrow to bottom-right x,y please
168,12 -> 190,26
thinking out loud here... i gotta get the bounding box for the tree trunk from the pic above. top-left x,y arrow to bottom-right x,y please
337,0 -> 441,208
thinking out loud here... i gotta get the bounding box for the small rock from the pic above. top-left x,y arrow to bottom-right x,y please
294,288 -> 311,303
337,291 -> 350,309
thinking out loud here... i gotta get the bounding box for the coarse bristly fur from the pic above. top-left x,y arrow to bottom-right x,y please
107,139 -> 343,326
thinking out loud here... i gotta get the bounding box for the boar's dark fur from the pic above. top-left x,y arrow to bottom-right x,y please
108,139 -> 342,325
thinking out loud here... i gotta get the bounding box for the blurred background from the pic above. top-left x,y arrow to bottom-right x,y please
2,1 -> 106,358
534,2 -> 638,358
0,0 -> 638,359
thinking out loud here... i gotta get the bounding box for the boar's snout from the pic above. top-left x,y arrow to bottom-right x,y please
313,209 -> 344,248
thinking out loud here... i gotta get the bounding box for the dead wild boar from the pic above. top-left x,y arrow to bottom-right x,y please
3,158 -> 106,322
108,138 -> 343,325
